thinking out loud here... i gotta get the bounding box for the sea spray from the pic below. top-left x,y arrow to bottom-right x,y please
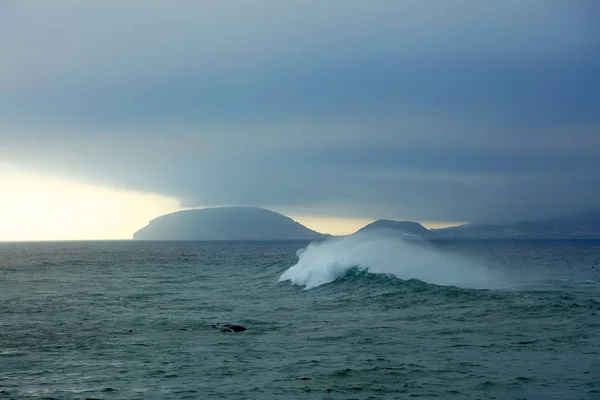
279,231 -> 501,289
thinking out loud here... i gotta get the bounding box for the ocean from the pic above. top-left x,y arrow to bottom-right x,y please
1,236 -> 599,399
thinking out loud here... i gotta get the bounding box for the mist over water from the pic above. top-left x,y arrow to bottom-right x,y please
279,232 -> 505,289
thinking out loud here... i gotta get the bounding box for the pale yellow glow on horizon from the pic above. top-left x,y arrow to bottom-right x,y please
420,221 -> 469,230
0,165 -> 467,241
292,216 -> 467,236
0,166 -> 181,241
290,216 -> 374,236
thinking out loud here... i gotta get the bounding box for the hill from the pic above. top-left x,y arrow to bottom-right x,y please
133,207 -> 330,241
354,219 -> 433,238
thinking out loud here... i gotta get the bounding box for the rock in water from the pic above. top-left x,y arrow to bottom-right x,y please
227,325 -> 247,333
210,324 -> 247,333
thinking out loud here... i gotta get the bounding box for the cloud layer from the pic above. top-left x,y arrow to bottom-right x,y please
1,1 -> 599,222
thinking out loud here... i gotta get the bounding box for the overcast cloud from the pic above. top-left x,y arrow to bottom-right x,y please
1,0 -> 599,222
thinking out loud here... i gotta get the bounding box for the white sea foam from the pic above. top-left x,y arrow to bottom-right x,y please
279,231 -> 502,289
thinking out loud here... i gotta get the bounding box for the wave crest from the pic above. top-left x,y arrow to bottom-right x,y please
279,232 -> 499,290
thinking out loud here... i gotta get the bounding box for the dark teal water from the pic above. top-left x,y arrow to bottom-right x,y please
1,239 -> 599,399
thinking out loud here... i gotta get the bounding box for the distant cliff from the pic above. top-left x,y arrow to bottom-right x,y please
133,207 -> 330,241
434,211 -> 600,238
354,219 -> 433,237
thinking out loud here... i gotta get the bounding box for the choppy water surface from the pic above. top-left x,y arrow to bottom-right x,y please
1,238 -> 599,399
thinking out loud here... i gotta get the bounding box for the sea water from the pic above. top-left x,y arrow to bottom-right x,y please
1,238 -> 599,399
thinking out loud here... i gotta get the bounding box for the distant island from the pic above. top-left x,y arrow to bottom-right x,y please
133,207 -> 600,241
133,207 -> 330,241
434,210 -> 600,239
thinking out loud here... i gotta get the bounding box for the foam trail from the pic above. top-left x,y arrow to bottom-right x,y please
279,231 -> 502,289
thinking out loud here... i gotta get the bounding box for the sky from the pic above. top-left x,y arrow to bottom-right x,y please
1,1 -> 599,240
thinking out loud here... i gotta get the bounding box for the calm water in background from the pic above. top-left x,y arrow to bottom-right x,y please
1,239 -> 599,399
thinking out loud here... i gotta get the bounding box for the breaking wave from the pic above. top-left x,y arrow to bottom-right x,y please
279,231 -> 504,290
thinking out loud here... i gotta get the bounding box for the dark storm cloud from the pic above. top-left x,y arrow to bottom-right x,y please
1,1 -> 599,222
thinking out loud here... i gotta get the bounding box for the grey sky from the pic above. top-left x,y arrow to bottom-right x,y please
1,1 -> 599,222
